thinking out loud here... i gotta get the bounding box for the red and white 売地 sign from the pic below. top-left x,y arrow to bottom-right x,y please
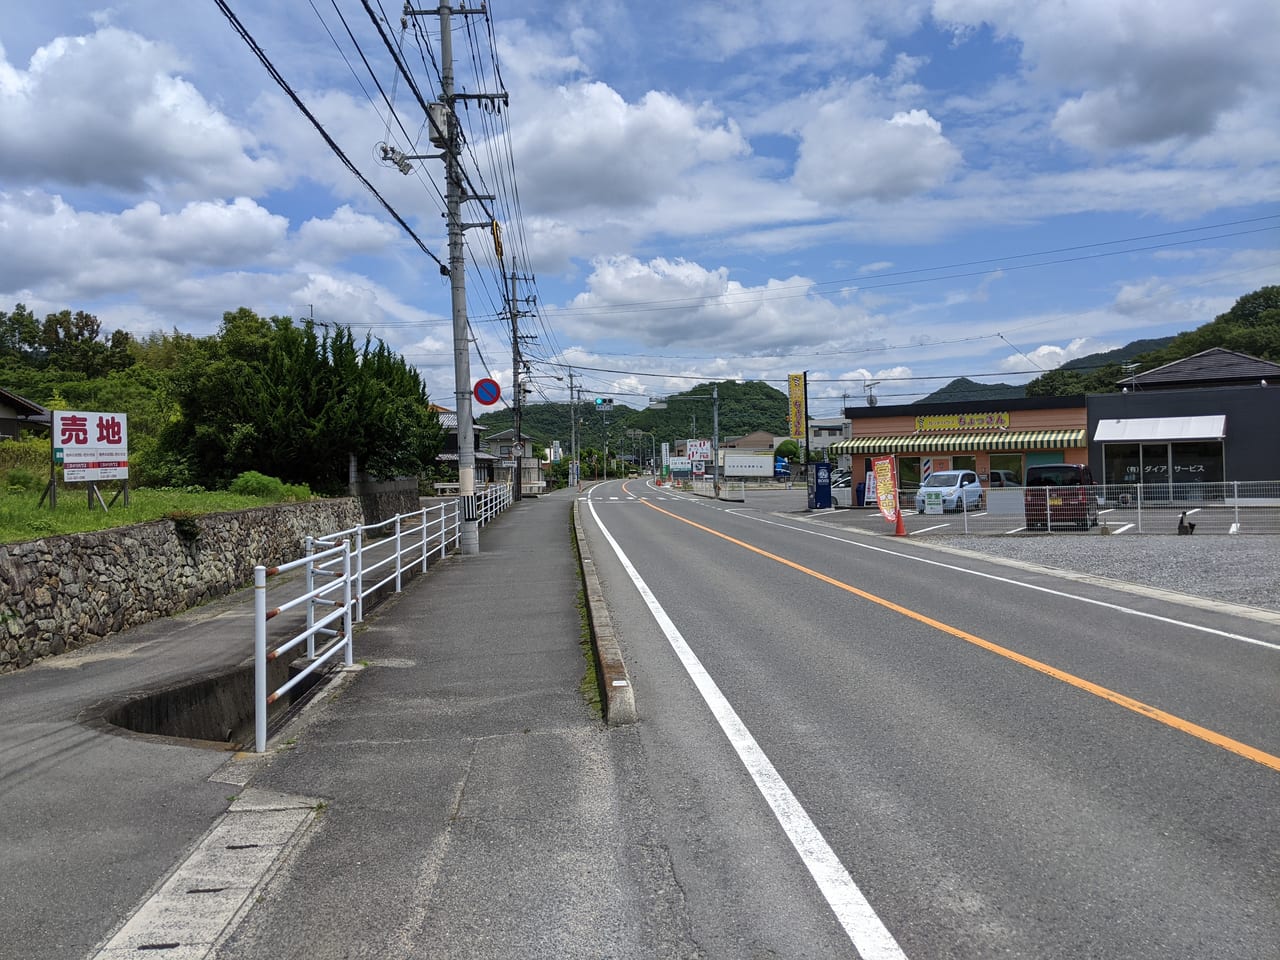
54,411 -> 129,482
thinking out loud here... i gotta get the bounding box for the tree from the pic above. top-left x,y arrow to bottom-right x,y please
157,309 -> 443,491
774,438 -> 800,463
0,304 -> 41,361
1140,285 -> 1280,366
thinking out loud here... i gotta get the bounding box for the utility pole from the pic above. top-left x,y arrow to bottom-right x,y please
567,369 -> 579,490
712,383 -> 720,498
404,2 -> 500,555
510,268 -> 522,500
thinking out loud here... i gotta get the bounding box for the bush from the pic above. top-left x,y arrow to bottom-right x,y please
228,470 -> 286,499
226,472 -> 310,502
0,435 -> 50,473
6,467 -> 37,491
282,483 -> 311,502
132,438 -> 195,489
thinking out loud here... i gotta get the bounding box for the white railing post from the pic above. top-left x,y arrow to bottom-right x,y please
394,514 -> 403,592
304,535 -> 316,657
254,565 -> 267,754
342,539 -> 353,666
353,528 -> 365,622
1234,481 -> 1241,530
420,507 -> 429,572
1137,482 -> 1144,532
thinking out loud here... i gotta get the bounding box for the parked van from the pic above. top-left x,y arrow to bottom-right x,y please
1023,463 -> 1099,530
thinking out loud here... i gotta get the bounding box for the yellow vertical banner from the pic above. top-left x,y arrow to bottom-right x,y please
872,455 -> 899,523
788,373 -> 806,439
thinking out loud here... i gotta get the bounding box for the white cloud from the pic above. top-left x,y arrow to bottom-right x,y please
296,206 -> 400,260
793,88 -> 961,203
554,254 -> 890,356
510,82 -> 749,214
0,27 -> 280,198
933,0 -> 1280,151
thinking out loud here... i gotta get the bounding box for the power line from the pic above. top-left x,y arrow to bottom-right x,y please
213,0 -> 448,273
543,218 -> 1280,319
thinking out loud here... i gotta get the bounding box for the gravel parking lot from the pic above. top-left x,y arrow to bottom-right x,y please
914,534 -> 1280,614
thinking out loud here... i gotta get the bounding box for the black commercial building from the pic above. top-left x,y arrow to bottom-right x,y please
1086,348 -> 1280,487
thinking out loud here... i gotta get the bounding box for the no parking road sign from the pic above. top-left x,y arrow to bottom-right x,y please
474,378 -> 501,405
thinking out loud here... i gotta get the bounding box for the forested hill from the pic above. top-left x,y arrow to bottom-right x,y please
920,285 -> 1279,402
476,379 -> 789,451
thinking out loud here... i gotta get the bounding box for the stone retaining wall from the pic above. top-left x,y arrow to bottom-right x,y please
0,499 -> 364,674
350,477 -> 421,526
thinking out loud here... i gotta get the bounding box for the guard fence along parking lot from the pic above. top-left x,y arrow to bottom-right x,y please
874,480 -> 1280,536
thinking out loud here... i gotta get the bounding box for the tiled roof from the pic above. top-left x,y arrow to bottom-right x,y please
0,386 -> 48,417
1120,348 -> 1280,387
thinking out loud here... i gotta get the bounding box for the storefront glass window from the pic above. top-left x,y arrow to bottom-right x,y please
898,456 -> 921,490
1140,443 -> 1170,485
989,453 -> 1022,483
952,455 -> 976,472
1104,444 -> 1141,485
1171,441 -> 1224,485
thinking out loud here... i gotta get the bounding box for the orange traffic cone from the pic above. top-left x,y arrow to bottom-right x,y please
894,510 -> 907,537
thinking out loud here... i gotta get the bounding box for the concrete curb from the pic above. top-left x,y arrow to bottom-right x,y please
572,500 -> 636,725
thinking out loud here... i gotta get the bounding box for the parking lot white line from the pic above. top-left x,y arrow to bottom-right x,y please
912,523 -> 951,534
588,501 -> 908,960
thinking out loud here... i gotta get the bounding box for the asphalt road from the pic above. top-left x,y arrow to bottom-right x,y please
580,478 -> 1280,959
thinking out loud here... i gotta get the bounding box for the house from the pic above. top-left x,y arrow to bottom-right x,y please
720,430 -> 777,454
482,427 -> 546,492
431,407 -> 499,485
0,387 -> 50,441
807,417 -> 850,460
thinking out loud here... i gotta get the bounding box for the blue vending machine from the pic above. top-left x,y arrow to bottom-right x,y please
809,461 -> 832,509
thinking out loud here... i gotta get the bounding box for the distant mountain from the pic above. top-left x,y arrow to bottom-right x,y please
1057,336 -> 1175,372
920,377 -> 1026,403
475,379 -> 789,453
921,335 -> 1180,402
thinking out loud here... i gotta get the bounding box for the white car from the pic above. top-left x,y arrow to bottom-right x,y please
914,470 -> 983,513
830,474 -> 856,507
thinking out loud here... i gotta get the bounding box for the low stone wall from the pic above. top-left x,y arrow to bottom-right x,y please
350,477 -> 421,526
0,499 -> 364,674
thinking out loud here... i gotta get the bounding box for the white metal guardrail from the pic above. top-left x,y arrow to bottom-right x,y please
253,540 -> 353,753
308,503 -> 459,622
251,487 -> 513,752
874,480 -> 1280,536
476,482 -> 513,524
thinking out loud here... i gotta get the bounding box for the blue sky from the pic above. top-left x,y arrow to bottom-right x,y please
1,1 -> 1277,418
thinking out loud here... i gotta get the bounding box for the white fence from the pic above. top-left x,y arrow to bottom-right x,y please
873,480 -> 1280,536
252,486 -> 512,752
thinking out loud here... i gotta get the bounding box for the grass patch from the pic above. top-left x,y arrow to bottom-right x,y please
577,586 -> 601,716
570,513 -> 603,717
0,486 -> 296,544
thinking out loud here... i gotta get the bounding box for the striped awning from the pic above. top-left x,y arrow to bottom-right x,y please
828,429 -> 1085,455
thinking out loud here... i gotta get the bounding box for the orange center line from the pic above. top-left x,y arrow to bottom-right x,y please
637,496 -> 1280,774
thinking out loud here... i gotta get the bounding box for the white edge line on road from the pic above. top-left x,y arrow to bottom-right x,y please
745,512 -> 1280,651
586,499 -> 908,960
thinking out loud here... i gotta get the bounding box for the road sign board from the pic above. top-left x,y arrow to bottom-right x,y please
474,378 -> 501,405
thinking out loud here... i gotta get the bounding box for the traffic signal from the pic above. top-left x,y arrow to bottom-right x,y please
595,397 -> 613,409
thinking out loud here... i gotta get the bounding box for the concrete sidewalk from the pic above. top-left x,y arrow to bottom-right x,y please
1,488 -> 686,960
